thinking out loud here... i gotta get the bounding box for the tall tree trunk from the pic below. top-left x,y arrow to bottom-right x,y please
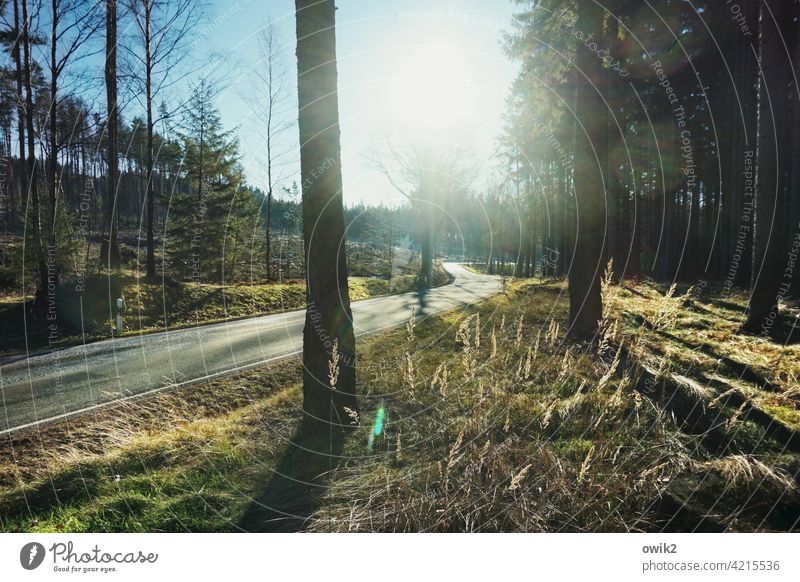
197,93 -> 204,199
48,0 -> 59,290
420,204 -> 434,288
101,0 -> 121,268
295,0 -> 357,431
727,1 -> 758,290
605,2 -> 621,276
22,0 -> 48,305
743,1 -> 791,334
12,0 -> 25,226
265,187 -> 272,281
144,3 -> 155,277
790,3 -> 800,298
568,0 -> 604,340
265,54 -> 274,282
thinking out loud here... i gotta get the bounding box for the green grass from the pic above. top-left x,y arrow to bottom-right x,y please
2,276 -> 799,532
124,274 -> 421,332
0,363 -> 304,532
460,264 -> 481,275
2,404 -> 284,532
0,264 -> 448,355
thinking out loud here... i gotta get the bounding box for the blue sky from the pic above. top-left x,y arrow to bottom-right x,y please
204,0 -> 519,206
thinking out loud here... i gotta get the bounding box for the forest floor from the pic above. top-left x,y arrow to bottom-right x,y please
1,275 -> 798,532
0,259 -> 447,356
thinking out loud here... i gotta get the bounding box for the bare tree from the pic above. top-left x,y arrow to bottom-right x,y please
245,19 -> 293,282
125,0 -> 201,277
295,0 -> 356,431
370,141 -> 476,288
45,0 -> 103,287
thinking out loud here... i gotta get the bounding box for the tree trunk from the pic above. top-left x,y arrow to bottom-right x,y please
605,6 -> 621,277
22,0 -> 48,305
197,94 -> 204,199
568,0 -> 604,340
295,0 -> 357,432
743,1 -> 791,334
144,4 -> 155,277
790,3 -> 800,299
265,53 -> 274,283
101,0 -> 121,268
48,0 -> 59,290
12,0 -> 25,226
265,188 -> 272,282
420,205 -> 434,288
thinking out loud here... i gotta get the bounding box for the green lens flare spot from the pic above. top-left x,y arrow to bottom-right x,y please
373,406 -> 385,437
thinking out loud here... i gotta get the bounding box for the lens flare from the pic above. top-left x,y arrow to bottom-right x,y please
367,405 -> 386,452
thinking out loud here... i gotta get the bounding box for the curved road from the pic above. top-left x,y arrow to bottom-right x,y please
0,263 -> 499,434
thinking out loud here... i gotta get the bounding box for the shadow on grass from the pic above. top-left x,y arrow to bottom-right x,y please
237,419 -> 347,532
749,317 -> 800,345
0,463 -> 104,531
626,312 -> 788,392
706,297 -> 747,314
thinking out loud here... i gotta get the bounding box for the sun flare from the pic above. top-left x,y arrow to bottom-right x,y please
382,44 -> 485,138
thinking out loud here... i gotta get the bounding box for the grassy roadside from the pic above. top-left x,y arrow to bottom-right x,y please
0,263 -> 450,356
1,276 -> 798,532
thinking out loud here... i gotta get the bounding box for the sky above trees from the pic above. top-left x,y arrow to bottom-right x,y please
205,0 -> 517,206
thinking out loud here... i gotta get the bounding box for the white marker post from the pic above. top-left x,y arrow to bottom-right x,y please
115,297 -> 125,334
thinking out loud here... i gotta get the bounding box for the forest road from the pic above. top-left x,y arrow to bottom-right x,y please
0,263 -> 500,434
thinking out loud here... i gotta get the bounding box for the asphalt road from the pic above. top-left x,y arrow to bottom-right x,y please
0,263 -> 499,434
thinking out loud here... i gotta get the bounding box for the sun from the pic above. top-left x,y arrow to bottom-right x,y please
381,44 -> 484,139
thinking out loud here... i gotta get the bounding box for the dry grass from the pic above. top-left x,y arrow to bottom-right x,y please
612,276 -> 800,439
305,281 -> 697,532
306,278 -> 800,532
2,276 -> 799,532
700,455 -> 796,492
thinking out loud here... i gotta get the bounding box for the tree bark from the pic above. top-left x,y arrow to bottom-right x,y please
265,51 -> 274,282
568,0 -> 604,340
48,0 -> 59,290
101,0 -> 121,268
144,2 -> 155,277
420,204 -> 434,288
265,187 -> 272,281
21,0 -> 48,305
12,0 -> 25,226
742,1 -> 791,334
295,0 -> 357,432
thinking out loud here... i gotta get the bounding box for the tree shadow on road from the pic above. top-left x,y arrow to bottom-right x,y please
416,287 -> 429,312
237,419 -> 346,532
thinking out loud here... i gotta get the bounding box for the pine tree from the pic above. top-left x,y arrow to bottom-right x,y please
166,80 -> 253,283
